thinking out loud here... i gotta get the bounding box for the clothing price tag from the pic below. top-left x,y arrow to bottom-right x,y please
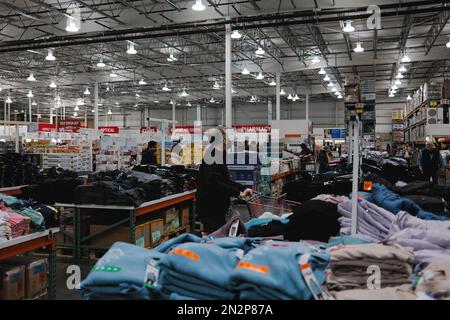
298,254 -> 334,300
228,220 -> 240,237
144,259 -> 160,289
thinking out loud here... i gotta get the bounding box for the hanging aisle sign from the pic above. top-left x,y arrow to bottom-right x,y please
38,123 -> 57,132
98,126 -> 120,134
140,126 -> 158,133
58,119 -> 81,132
233,125 -> 271,133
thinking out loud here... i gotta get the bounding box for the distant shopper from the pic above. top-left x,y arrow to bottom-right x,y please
317,147 -> 329,173
299,143 -> 312,170
404,144 -> 411,167
386,144 -> 391,155
417,141 -> 445,184
411,146 -> 420,167
141,140 -> 158,165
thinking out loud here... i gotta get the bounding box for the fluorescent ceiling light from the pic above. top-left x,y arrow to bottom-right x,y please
318,68 -> 326,75
73,112 -> 78,117
135,93 -> 140,98
324,75 -> 331,82
280,89 -> 286,95
447,38 -> 450,48
192,0 -> 206,11
139,79 -> 146,85
287,94 -> 293,100
27,90 -> 33,98
342,20 -> 355,33
110,72 -> 118,78
37,114 -> 41,118
32,100 -> 37,106
242,68 -> 250,75
337,94 -> 343,99
74,106 -> 80,111
167,53 -> 177,62
407,95 -> 412,101
180,90 -> 189,97
335,91 -> 341,96
311,56 -> 320,64
293,94 -> 300,101
154,101 -> 159,103
392,84 -> 398,90
49,81 -> 57,88
91,109 -> 95,113
389,92 -> 395,97
210,97 -> 215,103
255,47 -> 265,55
187,102 -> 192,107
269,79 -> 276,86
98,103 -> 103,106
45,49 -> 56,61
396,73 -> 404,79
327,82 -> 334,87
231,30 -> 242,39
6,97 -> 12,104
395,79 -> 402,85
331,87 -> 337,92
162,84 -> 171,91
354,41 -> 364,53
231,88 -> 237,94
127,42 -> 137,55
398,65 -> 407,73
84,87 -> 90,95
108,109 -> 112,115
256,72 -> 264,80
66,16 -> 79,32
27,73 -> 36,81
97,59 -> 106,68
401,54 -> 411,63
169,100 -> 174,105
213,81 -> 221,89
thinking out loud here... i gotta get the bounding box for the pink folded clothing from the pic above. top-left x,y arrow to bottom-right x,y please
0,210 -> 30,238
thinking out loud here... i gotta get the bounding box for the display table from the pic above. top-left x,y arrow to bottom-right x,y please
271,169 -> 299,182
0,228 -> 59,299
446,165 -> 450,185
0,185 -> 26,196
55,190 -> 196,259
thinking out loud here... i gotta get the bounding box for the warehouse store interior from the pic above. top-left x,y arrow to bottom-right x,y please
0,0 -> 449,302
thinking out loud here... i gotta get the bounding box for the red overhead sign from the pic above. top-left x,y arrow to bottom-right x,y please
99,126 -> 120,134
58,119 -> 81,132
233,125 -> 271,133
140,126 -> 158,133
38,123 -> 56,132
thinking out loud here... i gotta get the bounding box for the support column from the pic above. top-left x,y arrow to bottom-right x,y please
225,18 -> 232,128
276,73 -> 281,121
4,96 -> 6,136
84,105 -> 88,128
268,98 -> 273,125
94,82 -> 99,129
37,100 -> 40,126
172,100 -> 176,131
305,93 -> 310,136
7,101 -> 10,136
351,119 -> 360,235
28,97 -> 32,122
196,105 -> 201,123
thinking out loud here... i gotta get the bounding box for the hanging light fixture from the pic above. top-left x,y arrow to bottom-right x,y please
192,0 -> 206,11
84,87 -> 90,95
395,79 -> 402,85
255,47 -> 265,55
311,56 -> 320,64
110,71 -> 118,78
91,109 -> 95,113
280,89 -> 286,95
287,94 -> 293,100
401,54 -> 411,63
269,79 -> 276,86
354,41 -> 364,53
97,59 -> 106,68
73,112 -> 78,117
242,67 -> 250,75
27,90 -> 33,98
45,49 -> 56,61
327,82 -> 334,87
32,100 -> 37,106
318,68 -> 326,75
392,84 -> 398,90
337,94 -> 343,99
167,53 -> 178,62
342,20 -> 355,33
37,114 -> 42,119
187,102 -> 192,107
398,65 -> 407,73
139,79 -> 146,85
231,30 -> 242,39
169,100 -> 174,105
446,37 -> 450,48
407,95 -> 412,101
135,93 -> 140,98
49,81 -> 57,88
256,72 -> 264,80
65,3 -> 81,32
74,105 -> 80,111
126,41 -> 137,55
331,87 -> 337,93
335,91 -> 341,96
389,92 -> 395,98
162,84 -> 171,92
210,97 -> 216,103
324,75 -> 331,82
231,88 -> 237,94
107,109 -> 112,115
396,72 -> 404,79
27,73 -> 36,82
213,81 -> 221,90
6,96 -> 12,104
180,89 -> 189,97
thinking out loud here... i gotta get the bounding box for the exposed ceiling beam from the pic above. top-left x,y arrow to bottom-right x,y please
73,0 -> 125,25
424,6 -> 450,55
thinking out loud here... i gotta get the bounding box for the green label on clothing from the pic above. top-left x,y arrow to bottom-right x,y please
93,265 -> 121,272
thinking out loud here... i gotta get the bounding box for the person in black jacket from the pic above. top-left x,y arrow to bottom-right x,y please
141,141 -> 158,165
417,141 -> 445,184
196,127 -> 253,233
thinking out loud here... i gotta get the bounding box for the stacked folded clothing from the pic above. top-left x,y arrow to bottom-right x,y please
17,207 -> 44,231
229,242 -> 330,300
311,194 -> 349,205
386,211 -> 450,264
371,183 -> 449,221
0,219 -> 11,241
155,233 -> 202,253
81,242 -> 160,300
245,216 -> 289,238
337,199 -> 395,242
333,284 -> 416,300
0,210 -> 30,238
157,242 -> 241,300
415,261 -> 450,300
327,243 -> 413,291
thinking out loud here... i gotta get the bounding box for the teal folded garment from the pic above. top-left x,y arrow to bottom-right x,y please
158,242 -> 240,300
18,207 -> 44,228
245,217 -> 289,230
229,242 -> 330,300
155,233 -> 202,253
81,242 -> 162,300
327,236 -> 372,247
0,194 -> 21,207
204,237 -> 260,252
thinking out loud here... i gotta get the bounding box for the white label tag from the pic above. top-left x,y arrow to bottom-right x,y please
228,220 -> 240,237
144,259 -> 160,288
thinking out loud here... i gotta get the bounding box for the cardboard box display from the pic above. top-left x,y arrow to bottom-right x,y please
2,257 -> 47,299
181,207 -> 190,227
89,224 -> 129,247
0,265 -> 25,300
150,219 -> 164,246
135,222 -> 150,248
165,208 -> 180,233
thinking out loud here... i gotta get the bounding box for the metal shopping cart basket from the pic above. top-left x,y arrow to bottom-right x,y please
230,193 -> 301,222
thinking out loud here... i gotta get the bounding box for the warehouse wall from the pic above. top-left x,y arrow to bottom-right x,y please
375,100 -> 405,134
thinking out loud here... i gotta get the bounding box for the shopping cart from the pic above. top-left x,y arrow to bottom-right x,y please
230,192 -> 301,222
